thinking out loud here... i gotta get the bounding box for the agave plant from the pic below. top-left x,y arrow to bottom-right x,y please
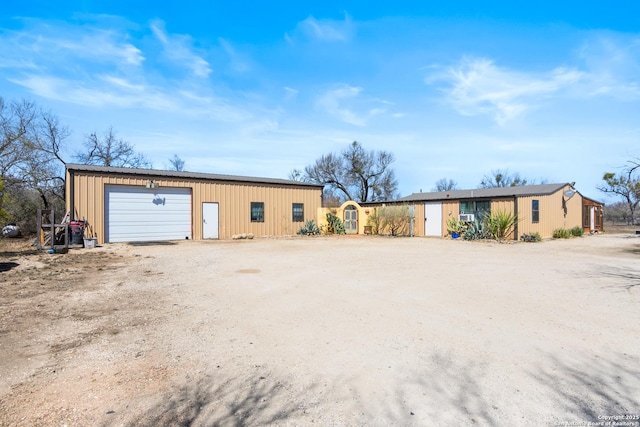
463,217 -> 492,240
297,220 -> 321,236
487,210 -> 519,240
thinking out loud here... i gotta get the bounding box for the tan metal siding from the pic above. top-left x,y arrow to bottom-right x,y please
442,200 -> 459,236
68,171 -> 322,243
517,185 -> 582,238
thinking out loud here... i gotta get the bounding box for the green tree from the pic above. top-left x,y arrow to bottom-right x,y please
598,160 -> 640,225
301,141 -> 398,203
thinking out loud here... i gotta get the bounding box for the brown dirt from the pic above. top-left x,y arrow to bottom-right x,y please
1,233 -> 639,426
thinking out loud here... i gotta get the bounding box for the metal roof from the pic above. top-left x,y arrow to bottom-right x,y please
398,183 -> 570,202
65,163 -> 324,189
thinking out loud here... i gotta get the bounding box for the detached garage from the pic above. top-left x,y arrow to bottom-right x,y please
66,164 -> 323,244
105,186 -> 192,242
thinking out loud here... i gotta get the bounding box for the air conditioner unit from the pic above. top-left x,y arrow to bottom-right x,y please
459,213 -> 475,222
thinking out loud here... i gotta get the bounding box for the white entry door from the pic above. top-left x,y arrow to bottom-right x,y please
203,202 -> 219,239
424,202 -> 443,236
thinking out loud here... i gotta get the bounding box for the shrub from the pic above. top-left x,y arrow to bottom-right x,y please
446,217 -> 467,236
379,205 -> 413,236
520,232 -> 542,242
552,228 -> 571,239
324,213 -> 346,235
297,220 -> 320,236
487,210 -> 518,240
569,226 -> 584,237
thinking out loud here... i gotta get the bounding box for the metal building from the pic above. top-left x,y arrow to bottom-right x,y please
65,164 -> 324,243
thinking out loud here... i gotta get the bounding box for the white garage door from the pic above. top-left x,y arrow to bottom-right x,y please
105,185 -> 192,242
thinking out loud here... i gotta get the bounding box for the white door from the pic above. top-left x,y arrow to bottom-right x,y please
105,185 -> 192,242
424,202 -> 443,236
203,202 -> 219,239
590,206 -> 595,231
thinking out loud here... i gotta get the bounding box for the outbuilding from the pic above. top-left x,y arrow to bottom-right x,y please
65,164 -> 324,243
397,183 -> 604,239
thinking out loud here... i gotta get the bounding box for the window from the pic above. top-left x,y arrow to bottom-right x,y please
460,200 -> 491,218
292,203 -> 304,222
460,201 -> 474,214
532,200 -> 539,223
251,202 -> 264,222
476,201 -> 491,217
583,205 -> 590,228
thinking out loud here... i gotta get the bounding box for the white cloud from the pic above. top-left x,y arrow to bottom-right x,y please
291,14 -> 353,43
284,87 -> 299,100
315,84 -> 398,126
0,24 -> 144,69
150,19 -> 212,78
430,57 -> 584,125
218,38 -> 250,73
316,84 -> 366,126
575,34 -> 640,99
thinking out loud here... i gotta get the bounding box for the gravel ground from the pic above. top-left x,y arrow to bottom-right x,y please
1,233 -> 639,426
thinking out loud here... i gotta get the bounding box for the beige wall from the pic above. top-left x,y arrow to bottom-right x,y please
67,170 -> 323,243
517,185 -> 582,238
406,185 -> 583,239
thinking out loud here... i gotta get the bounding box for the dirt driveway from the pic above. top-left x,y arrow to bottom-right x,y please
1,234 -> 639,426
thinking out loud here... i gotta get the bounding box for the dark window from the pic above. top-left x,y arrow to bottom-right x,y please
532,200 -> 539,223
292,203 -> 304,222
476,201 -> 491,217
460,201 -> 474,214
583,205 -> 590,228
251,202 -> 264,222
460,200 -> 491,218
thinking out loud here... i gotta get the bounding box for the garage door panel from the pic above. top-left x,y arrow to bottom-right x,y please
105,185 -> 192,242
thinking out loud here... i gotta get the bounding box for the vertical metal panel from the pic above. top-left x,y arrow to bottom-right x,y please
69,170 -> 323,243
516,185 -> 582,239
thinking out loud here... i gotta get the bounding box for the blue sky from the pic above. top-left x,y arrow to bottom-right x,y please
1,1 -> 639,200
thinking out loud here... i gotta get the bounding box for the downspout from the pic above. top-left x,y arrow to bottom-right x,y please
513,196 -> 518,241
69,167 -> 75,221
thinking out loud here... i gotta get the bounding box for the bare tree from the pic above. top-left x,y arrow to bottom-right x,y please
598,159 -> 640,224
301,141 -> 398,203
0,98 -> 69,229
480,169 -> 528,188
433,178 -> 458,192
75,127 -> 151,168
168,154 -> 186,171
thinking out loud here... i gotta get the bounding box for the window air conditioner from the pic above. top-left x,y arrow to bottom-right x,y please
459,213 -> 475,222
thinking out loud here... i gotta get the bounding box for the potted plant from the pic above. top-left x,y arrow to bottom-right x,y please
446,217 -> 466,239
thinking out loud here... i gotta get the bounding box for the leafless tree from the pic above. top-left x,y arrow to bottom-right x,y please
598,158 -> 640,224
301,141 -> 398,202
479,169 -> 528,188
75,127 -> 151,168
168,154 -> 186,171
433,178 -> 458,192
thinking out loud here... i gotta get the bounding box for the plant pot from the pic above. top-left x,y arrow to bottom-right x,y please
451,233 -> 460,239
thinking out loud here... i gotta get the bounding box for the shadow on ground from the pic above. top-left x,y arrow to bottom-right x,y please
125,374 -> 309,427
594,266 -> 640,292
128,241 -> 178,247
0,261 -> 19,272
347,351 -> 497,425
532,352 -> 640,423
